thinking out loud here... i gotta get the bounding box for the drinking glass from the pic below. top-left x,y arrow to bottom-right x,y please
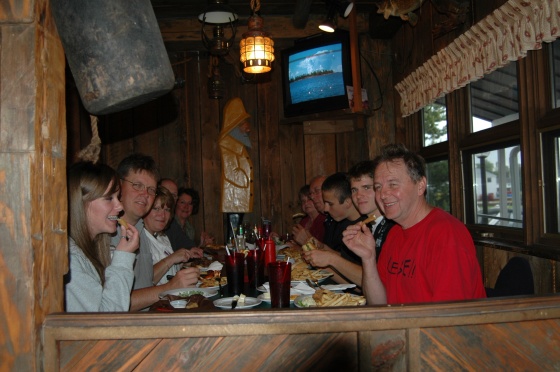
225,252 -> 244,295
268,261 -> 291,308
246,249 -> 265,289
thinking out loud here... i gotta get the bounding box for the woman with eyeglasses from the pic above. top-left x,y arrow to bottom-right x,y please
144,186 -> 194,285
66,161 -> 140,312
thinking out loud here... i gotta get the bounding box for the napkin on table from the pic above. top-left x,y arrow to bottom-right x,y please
320,284 -> 356,291
292,283 -> 315,295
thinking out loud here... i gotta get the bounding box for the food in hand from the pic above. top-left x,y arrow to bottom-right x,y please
115,218 -> 128,229
302,237 -> 318,252
279,246 -> 303,259
292,212 -> 306,219
199,276 -> 227,288
361,214 -> 377,225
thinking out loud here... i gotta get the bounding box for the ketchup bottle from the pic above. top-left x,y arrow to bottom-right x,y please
264,238 -> 276,266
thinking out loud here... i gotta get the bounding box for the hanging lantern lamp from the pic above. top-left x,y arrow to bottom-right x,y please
239,0 -> 275,74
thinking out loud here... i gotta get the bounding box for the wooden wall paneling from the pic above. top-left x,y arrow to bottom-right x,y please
256,70 -> 283,230
278,122 -> 305,235
268,67 -> 285,232
171,54 -> 190,188
157,94 -> 184,182
304,134 -> 337,181
360,36 -> 396,156
194,53 -> 225,242
181,53 -> 205,240
335,130 -> 367,172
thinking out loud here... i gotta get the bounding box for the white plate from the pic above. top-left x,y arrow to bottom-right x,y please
198,284 -> 219,290
213,297 -> 262,309
293,294 -> 366,308
159,287 -> 218,299
257,294 -> 271,302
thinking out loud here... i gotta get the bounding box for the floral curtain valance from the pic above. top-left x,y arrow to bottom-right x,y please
395,0 -> 560,117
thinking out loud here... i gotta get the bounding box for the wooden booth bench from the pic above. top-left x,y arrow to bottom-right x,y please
43,295 -> 560,370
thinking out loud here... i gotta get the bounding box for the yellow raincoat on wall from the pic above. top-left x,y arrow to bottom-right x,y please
219,98 -> 254,213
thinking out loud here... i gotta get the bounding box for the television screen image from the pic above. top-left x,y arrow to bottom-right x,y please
281,30 -> 352,117
288,43 -> 346,104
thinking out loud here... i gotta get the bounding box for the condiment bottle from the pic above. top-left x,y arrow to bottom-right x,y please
264,238 -> 276,266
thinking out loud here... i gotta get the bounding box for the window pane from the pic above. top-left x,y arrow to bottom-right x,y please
551,39 -> 560,108
470,63 -> 519,132
471,146 -> 522,227
422,97 -> 447,146
426,159 -> 450,212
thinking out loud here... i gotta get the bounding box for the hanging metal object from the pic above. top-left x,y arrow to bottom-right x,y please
200,0 -> 238,56
208,56 -> 225,99
239,0 -> 275,74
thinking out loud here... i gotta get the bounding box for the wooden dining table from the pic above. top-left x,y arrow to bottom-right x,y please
152,246 -> 350,312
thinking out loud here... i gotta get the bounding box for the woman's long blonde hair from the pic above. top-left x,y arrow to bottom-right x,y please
67,161 -> 120,284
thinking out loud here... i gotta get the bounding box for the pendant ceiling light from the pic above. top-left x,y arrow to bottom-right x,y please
319,0 -> 354,33
199,0 -> 238,56
239,0 -> 275,74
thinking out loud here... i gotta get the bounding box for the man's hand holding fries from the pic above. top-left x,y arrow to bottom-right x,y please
342,219 -> 376,263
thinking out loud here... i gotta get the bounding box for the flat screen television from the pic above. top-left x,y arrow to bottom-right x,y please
281,30 -> 353,118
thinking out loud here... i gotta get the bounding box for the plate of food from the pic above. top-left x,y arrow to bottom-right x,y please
213,296 -> 262,309
159,287 -> 218,299
294,289 -> 366,308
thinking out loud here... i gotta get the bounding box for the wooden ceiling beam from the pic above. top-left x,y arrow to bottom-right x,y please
158,14 -> 370,43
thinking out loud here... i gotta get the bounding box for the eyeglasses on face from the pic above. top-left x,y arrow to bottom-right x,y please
121,178 -> 157,196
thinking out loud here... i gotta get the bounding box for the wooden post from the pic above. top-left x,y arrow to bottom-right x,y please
0,0 -> 67,370
348,2 -> 362,113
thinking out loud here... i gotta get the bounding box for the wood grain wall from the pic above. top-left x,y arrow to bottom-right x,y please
0,0 -> 66,370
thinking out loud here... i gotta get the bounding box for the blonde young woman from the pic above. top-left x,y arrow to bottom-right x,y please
66,161 -> 140,312
144,186 -> 195,285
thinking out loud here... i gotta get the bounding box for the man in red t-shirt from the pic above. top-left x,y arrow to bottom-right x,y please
343,144 -> 486,305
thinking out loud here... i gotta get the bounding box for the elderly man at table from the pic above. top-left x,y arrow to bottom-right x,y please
302,172 -> 365,285
342,144 -> 486,305
111,154 -> 199,311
